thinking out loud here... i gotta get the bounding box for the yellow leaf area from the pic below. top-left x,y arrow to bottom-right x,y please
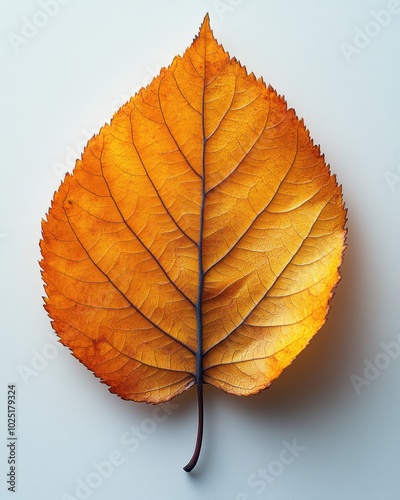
40,16 -> 346,407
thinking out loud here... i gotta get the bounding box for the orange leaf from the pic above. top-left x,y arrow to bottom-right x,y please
40,15 -> 346,471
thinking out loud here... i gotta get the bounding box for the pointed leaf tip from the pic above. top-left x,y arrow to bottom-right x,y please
199,12 -> 212,36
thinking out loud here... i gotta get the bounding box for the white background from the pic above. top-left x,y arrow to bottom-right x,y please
1,1 -> 400,499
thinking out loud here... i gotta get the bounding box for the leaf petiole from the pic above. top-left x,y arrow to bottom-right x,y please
183,381 -> 204,472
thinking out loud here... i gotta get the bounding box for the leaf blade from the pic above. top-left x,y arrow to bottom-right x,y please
40,14 -> 346,465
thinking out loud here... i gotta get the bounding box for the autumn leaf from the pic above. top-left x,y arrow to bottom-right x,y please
40,14 -> 346,471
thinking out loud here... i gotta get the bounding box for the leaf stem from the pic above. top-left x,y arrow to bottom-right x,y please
183,380 -> 204,472
183,25 -> 207,473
